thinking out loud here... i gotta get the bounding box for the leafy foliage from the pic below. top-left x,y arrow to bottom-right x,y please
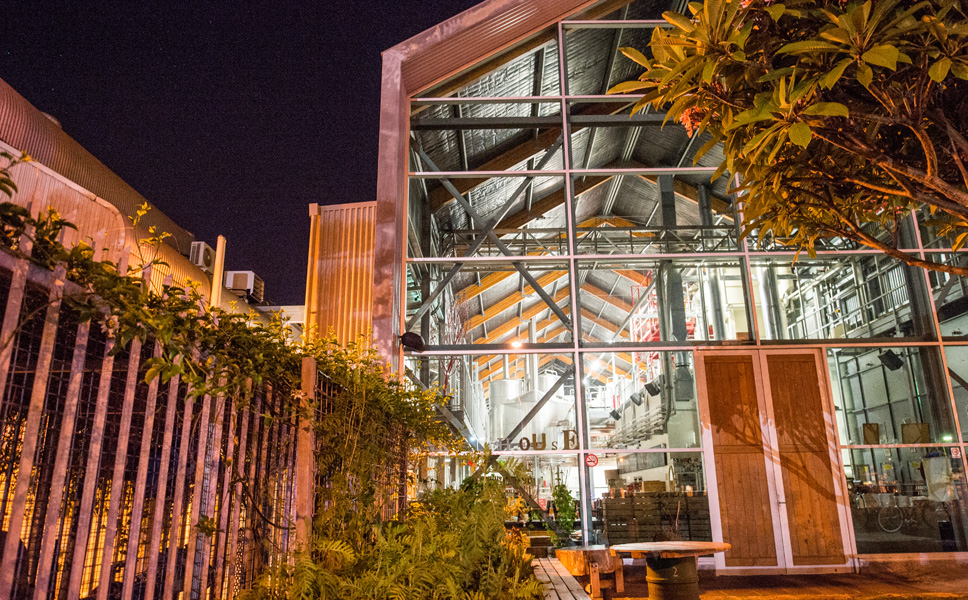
243,476 -> 544,600
551,482 -> 576,540
0,155 -> 533,599
611,0 -> 968,274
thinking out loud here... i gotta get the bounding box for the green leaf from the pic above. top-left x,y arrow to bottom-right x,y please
929,57 -> 952,82
952,61 -> 968,80
776,40 -> 839,54
862,44 -> 899,70
731,107 -> 774,128
856,63 -> 873,87
766,4 -> 785,21
662,11 -> 695,32
607,80 -> 653,94
789,123 -> 813,148
803,102 -> 849,117
757,67 -> 796,83
701,59 -> 717,83
619,46 -> 651,68
819,27 -> 851,44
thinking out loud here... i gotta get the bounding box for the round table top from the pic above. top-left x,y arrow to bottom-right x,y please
609,541 -> 731,559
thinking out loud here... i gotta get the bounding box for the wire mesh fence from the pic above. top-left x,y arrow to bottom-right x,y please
0,247 -> 304,600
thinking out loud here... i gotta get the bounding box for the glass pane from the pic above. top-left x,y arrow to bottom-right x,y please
404,260 -> 572,346
846,448 -> 968,553
941,346 -> 968,442
926,253 -> 968,338
407,175 -> 569,259
751,256 -> 935,341
589,452 -> 710,544
409,102 -> 564,174
583,351 -> 701,450
562,24 -> 653,96
408,353 -> 578,450
577,259 -> 751,344
497,454 -> 582,540
415,455 -> 476,493
827,347 -> 957,445
569,171 -> 737,255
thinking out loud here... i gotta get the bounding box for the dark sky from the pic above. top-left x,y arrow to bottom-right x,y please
0,2 -> 480,305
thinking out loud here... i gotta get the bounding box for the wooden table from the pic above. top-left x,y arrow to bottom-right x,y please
609,542 -> 731,600
554,545 -> 624,598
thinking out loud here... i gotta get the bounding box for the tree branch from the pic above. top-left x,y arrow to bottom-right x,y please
823,200 -> 968,277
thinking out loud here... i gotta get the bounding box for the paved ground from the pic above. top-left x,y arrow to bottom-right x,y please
604,568 -> 968,600
576,561 -> 968,600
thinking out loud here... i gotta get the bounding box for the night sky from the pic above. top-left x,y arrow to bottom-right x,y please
0,2 -> 480,305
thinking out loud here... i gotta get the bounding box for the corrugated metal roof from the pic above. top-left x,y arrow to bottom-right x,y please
0,77 -> 194,254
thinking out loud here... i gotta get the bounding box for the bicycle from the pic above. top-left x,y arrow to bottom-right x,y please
876,496 -> 936,533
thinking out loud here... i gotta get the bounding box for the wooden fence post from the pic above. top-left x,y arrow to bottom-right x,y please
295,356 -> 317,548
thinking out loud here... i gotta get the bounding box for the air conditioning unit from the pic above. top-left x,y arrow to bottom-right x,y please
225,270 -> 265,304
190,241 -> 216,274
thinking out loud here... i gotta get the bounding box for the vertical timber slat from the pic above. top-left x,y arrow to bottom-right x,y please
66,332 -> 118,600
142,356 -> 182,600
31,319 -> 91,600
119,340 -> 162,600
0,263 -> 66,598
95,338 -> 143,600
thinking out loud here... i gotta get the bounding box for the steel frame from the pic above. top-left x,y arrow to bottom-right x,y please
380,0 -> 968,563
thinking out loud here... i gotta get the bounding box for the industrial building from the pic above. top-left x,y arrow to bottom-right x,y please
306,0 -> 968,572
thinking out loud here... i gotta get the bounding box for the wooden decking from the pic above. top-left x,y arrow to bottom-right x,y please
534,557 -> 591,600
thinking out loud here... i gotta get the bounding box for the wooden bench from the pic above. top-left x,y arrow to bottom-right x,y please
554,545 -> 624,598
534,557 -> 591,600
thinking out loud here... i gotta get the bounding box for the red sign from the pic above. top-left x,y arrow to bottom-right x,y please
585,454 -> 599,467
953,447 -> 963,459
538,498 -> 547,510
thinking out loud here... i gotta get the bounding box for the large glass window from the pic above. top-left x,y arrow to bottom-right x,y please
751,257 -> 935,341
827,347 -> 957,446
583,351 -> 701,450
846,449 -> 967,554
399,0 -> 968,554
589,452 -> 711,544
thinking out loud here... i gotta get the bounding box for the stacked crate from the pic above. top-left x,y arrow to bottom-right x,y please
603,493 -> 712,543
602,498 -> 638,544
525,532 -> 553,558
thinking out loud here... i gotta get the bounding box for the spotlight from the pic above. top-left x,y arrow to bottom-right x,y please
878,349 -> 904,371
644,374 -> 664,397
610,409 -> 622,420
511,340 -> 523,349
628,391 -> 644,406
400,332 -> 425,352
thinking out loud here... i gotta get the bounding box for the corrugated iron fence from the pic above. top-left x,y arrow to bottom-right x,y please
0,245 -> 303,600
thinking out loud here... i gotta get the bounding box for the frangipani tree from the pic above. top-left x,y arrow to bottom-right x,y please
610,0 -> 968,275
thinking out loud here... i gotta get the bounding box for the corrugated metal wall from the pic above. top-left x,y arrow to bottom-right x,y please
304,202 -> 375,345
3,155 -> 128,263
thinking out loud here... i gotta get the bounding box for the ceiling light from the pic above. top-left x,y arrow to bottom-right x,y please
511,340 -> 523,349
878,349 -> 904,371
644,374 -> 664,396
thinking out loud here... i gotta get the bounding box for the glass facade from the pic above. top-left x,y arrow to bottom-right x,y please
397,0 -> 968,557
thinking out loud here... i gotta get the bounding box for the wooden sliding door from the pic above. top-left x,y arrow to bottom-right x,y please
701,354 -> 779,567
697,349 -> 849,573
